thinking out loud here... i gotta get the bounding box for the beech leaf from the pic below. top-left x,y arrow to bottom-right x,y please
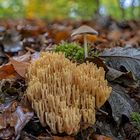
0,64 -> 18,79
9,57 -> 29,78
100,45 -> 140,80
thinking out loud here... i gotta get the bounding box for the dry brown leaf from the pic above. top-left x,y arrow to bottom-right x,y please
9,57 -> 29,78
13,51 -> 31,62
107,30 -> 121,41
51,31 -> 70,43
125,36 -> 140,46
0,64 -> 18,79
0,51 -> 35,79
53,136 -> 75,140
92,134 -> 112,140
9,51 -> 34,78
0,101 -> 33,140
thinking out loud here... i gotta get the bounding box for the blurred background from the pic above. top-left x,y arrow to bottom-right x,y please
0,0 -> 139,20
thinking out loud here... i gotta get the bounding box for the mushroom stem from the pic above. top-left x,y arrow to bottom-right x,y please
83,35 -> 88,58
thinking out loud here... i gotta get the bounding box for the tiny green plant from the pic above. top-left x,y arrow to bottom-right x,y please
130,112 -> 140,132
54,42 -> 84,63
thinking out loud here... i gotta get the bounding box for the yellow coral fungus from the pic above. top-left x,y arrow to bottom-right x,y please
26,52 -> 111,135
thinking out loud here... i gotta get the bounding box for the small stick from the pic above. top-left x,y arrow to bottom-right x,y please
25,47 -> 36,53
96,108 -> 108,116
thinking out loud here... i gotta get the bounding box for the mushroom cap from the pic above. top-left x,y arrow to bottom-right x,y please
71,25 -> 98,37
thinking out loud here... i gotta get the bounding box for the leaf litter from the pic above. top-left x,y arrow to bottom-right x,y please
0,18 -> 139,140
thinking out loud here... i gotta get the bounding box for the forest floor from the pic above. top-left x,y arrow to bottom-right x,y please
0,17 -> 140,140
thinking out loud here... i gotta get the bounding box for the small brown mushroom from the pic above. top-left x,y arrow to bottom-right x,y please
71,25 -> 98,58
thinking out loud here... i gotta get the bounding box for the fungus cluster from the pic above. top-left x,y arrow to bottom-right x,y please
26,52 -> 111,135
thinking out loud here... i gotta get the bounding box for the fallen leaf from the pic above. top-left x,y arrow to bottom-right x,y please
0,127 -> 15,140
106,67 -> 133,82
92,134 -> 112,140
49,24 -> 71,43
85,56 -> 109,72
52,31 -> 70,43
106,67 -> 137,87
9,57 -> 29,78
0,101 -> 33,140
108,84 -> 139,124
107,30 -> 121,41
0,51 -> 32,79
0,64 -> 18,79
12,51 -> 31,62
100,45 -> 140,80
53,136 -> 75,140
9,51 -> 31,78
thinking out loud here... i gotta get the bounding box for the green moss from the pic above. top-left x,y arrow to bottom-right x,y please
130,112 -> 140,132
54,42 -> 84,63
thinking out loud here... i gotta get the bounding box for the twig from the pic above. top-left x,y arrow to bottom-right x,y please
25,47 -> 36,53
96,108 -> 108,116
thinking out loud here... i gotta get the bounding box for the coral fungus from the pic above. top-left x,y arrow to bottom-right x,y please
26,52 -> 111,135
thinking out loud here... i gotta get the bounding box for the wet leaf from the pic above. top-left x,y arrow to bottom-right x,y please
108,84 -> 140,124
85,56 -> 109,72
106,67 -> 134,82
106,67 -> 138,88
100,46 -> 140,80
94,120 -> 119,140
